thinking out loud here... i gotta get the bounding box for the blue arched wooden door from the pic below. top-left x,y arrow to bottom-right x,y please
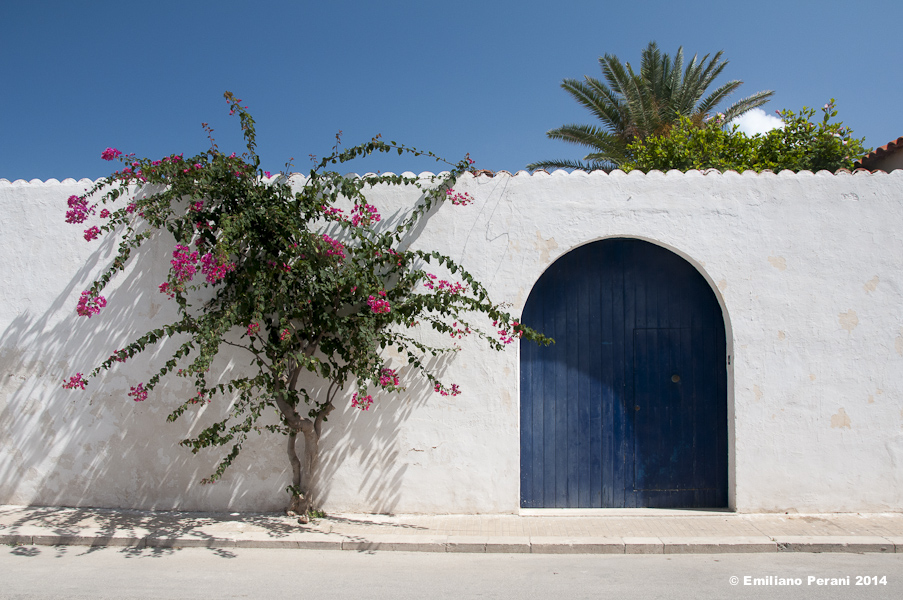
520,238 -> 727,508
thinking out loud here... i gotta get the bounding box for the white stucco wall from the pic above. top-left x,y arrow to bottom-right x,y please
1,168 -> 902,513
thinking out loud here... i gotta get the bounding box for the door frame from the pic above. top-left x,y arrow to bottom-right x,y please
517,235 -> 735,511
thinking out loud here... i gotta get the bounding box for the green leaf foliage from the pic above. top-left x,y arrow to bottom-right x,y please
621,100 -> 870,173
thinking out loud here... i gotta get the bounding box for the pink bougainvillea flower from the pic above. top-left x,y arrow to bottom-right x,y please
264,171 -> 271,178
497,320 -> 524,344
350,203 -> 381,227
188,391 -> 209,405
367,293 -> 391,314
101,148 -> 122,161
200,252 -> 235,283
445,189 -> 473,206
171,244 -> 199,283
424,274 -> 467,295
65,195 -> 94,224
322,206 -> 347,222
128,383 -> 148,402
379,368 -> 399,388
321,234 -> 346,260
76,290 -> 106,318
62,373 -> 87,390
247,322 -> 260,336
351,392 -> 374,411
433,383 -> 461,397
280,328 -> 291,341
83,226 -> 101,241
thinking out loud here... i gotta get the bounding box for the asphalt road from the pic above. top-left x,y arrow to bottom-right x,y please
2,546 -> 902,599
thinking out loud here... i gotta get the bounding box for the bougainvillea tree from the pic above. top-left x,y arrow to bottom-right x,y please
63,92 -> 550,516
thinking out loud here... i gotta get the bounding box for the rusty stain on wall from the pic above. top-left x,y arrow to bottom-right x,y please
754,385 -> 763,402
838,310 -> 858,333
896,328 -> 903,356
768,256 -> 787,271
864,276 -> 879,294
831,407 -> 852,429
867,388 -> 883,405
777,331 -> 786,340
717,279 -> 727,291
533,232 -> 559,263
809,374 -> 816,381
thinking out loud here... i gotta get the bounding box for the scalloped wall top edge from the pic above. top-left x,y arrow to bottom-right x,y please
2,167 -> 899,185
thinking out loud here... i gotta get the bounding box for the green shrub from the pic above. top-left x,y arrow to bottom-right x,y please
622,100 -> 869,173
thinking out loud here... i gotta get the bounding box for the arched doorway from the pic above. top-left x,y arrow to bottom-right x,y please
520,238 -> 727,508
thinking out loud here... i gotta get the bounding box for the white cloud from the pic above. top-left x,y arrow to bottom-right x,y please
729,108 -> 784,136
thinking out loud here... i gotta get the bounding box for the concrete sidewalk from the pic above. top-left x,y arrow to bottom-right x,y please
2,505 -> 902,554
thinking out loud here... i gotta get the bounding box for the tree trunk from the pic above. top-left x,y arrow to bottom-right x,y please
299,425 -> 320,513
276,367 -> 335,519
285,416 -> 327,518
286,431 -> 306,515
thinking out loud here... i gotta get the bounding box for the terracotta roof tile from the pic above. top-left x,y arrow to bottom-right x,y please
857,136 -> 903,169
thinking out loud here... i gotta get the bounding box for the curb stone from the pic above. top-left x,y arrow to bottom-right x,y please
4,533 -> 903,554
660,536 -> 776,554
773,536 -> 895,554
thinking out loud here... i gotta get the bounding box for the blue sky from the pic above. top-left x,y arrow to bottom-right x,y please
3,0 -> 901,181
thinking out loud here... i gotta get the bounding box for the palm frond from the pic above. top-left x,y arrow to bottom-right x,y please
526,158 -> 614,172
561,78 -> 623,131
545,124 -> 627,159
719,90 -> 776,123
532,41 -> 773,170
693,80 -> 743,117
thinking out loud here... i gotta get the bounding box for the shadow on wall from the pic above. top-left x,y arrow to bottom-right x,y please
306,189 -> 458,514
317,356 -> 450,514
0,218 -> 255,511
0,183 -> 452,513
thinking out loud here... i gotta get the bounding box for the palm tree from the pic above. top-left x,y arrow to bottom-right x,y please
528,41 -> 774,171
